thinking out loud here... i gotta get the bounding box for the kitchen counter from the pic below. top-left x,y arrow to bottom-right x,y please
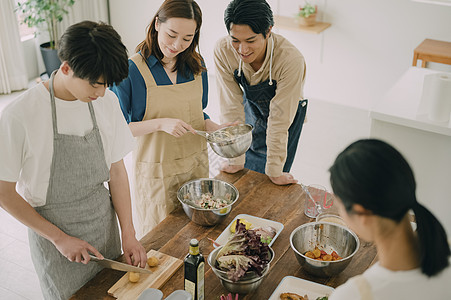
370,67 -> 451,136
369,67 -> 451,237
71,169 -> 377,299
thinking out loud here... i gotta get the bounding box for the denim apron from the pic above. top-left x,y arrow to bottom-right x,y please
28,71 -> 121,299
233,69 -> 307,174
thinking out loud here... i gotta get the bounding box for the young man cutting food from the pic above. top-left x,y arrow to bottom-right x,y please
0,21 -> 146,299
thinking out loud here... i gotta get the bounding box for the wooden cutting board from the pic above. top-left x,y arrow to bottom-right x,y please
108,249 -> 183,299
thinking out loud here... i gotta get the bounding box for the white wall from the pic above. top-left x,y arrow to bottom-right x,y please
21,38 -> 41,80
110,0 -> 451,110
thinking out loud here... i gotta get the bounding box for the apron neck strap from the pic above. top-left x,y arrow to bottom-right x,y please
237,35 -> 274,85
268,35 -> 274,86
87,101 -> 98,129
238,59 -> 242,77
131,53 -> 157,87
48,70 -> 98,135
49,71 -> 58,136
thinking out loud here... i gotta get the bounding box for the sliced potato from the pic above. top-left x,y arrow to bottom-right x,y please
128,272 -> 140,283
147,256 -> 160,267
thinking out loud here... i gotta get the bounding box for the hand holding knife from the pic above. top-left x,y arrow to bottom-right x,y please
89,255 -> 152,274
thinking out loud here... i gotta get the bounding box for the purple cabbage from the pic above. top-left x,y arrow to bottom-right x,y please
215,219 -> 271,281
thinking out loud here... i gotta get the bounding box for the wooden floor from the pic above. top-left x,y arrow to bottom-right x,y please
0,88 -> 371,299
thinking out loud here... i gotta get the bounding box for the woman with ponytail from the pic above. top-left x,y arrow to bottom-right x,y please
328,139 -> 450,299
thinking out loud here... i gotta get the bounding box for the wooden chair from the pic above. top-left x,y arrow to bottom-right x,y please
412,39 -> 451,68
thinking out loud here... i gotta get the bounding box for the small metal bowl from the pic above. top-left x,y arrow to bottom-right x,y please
207,245 -> 274,294
207,124 -> 253,158
177,179 -> 239,226
290,222 -> 359,277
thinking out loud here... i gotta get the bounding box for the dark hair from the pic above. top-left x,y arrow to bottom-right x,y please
136,0 -> 205,76
329,139 -> 450,277
224,0 -> 274,38
58,21 -> 128,86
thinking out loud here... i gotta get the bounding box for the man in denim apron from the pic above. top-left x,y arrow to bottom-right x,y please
215,0 -> 307,185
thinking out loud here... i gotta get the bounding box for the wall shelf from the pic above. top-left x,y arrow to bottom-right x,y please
274,15 -> 331,34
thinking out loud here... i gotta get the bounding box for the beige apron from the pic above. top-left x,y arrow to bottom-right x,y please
130,54 -> 209,235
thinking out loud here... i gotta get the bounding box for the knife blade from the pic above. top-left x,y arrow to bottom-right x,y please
89,255 -> 152,274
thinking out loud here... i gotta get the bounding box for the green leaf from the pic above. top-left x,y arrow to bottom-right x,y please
299,2 -> 316,18
16,0 -> 75,48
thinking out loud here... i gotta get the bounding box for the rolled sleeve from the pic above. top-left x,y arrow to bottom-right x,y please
265,55 -> 306,177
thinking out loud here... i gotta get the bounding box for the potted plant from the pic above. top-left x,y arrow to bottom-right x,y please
298,2 -> 317,27
17,0 -> 75,76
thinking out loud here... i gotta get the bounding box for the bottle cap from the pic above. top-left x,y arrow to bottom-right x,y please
190,239 -> 199,247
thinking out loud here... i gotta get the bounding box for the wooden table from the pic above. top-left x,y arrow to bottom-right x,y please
412,38 -> 451,68
71,169 -> 377,299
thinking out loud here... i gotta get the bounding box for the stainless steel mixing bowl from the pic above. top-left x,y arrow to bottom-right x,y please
177,178 -> 239,226
207,245 -> 274,294
207,124 -> 253,158
290,222 -> 360,277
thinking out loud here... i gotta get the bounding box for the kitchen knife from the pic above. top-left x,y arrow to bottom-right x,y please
89,255 -> 152,274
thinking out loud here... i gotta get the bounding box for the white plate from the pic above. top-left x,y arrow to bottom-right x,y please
214,214 -> 284,247
268,276 -> 334,300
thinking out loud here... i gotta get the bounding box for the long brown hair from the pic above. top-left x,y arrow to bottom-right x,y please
136,0 -> 205,76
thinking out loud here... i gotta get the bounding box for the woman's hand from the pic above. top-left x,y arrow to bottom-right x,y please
269,173 -> 298,185
121,233 -> 147,268
53,233 -> 103,264
159,118 -> 196,137
220,161 -> 244,174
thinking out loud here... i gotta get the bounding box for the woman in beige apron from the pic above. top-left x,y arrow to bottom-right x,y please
112,0 -> 229,235
131,52 -> 209,234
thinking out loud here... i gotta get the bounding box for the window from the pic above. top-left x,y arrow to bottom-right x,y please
15,0 -> 36,41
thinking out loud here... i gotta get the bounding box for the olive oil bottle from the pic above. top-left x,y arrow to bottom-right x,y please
184,239 -> 204,300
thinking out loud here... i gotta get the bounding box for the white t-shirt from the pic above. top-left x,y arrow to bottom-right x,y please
329,262 -> 451,300
0,83 -> 135,207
